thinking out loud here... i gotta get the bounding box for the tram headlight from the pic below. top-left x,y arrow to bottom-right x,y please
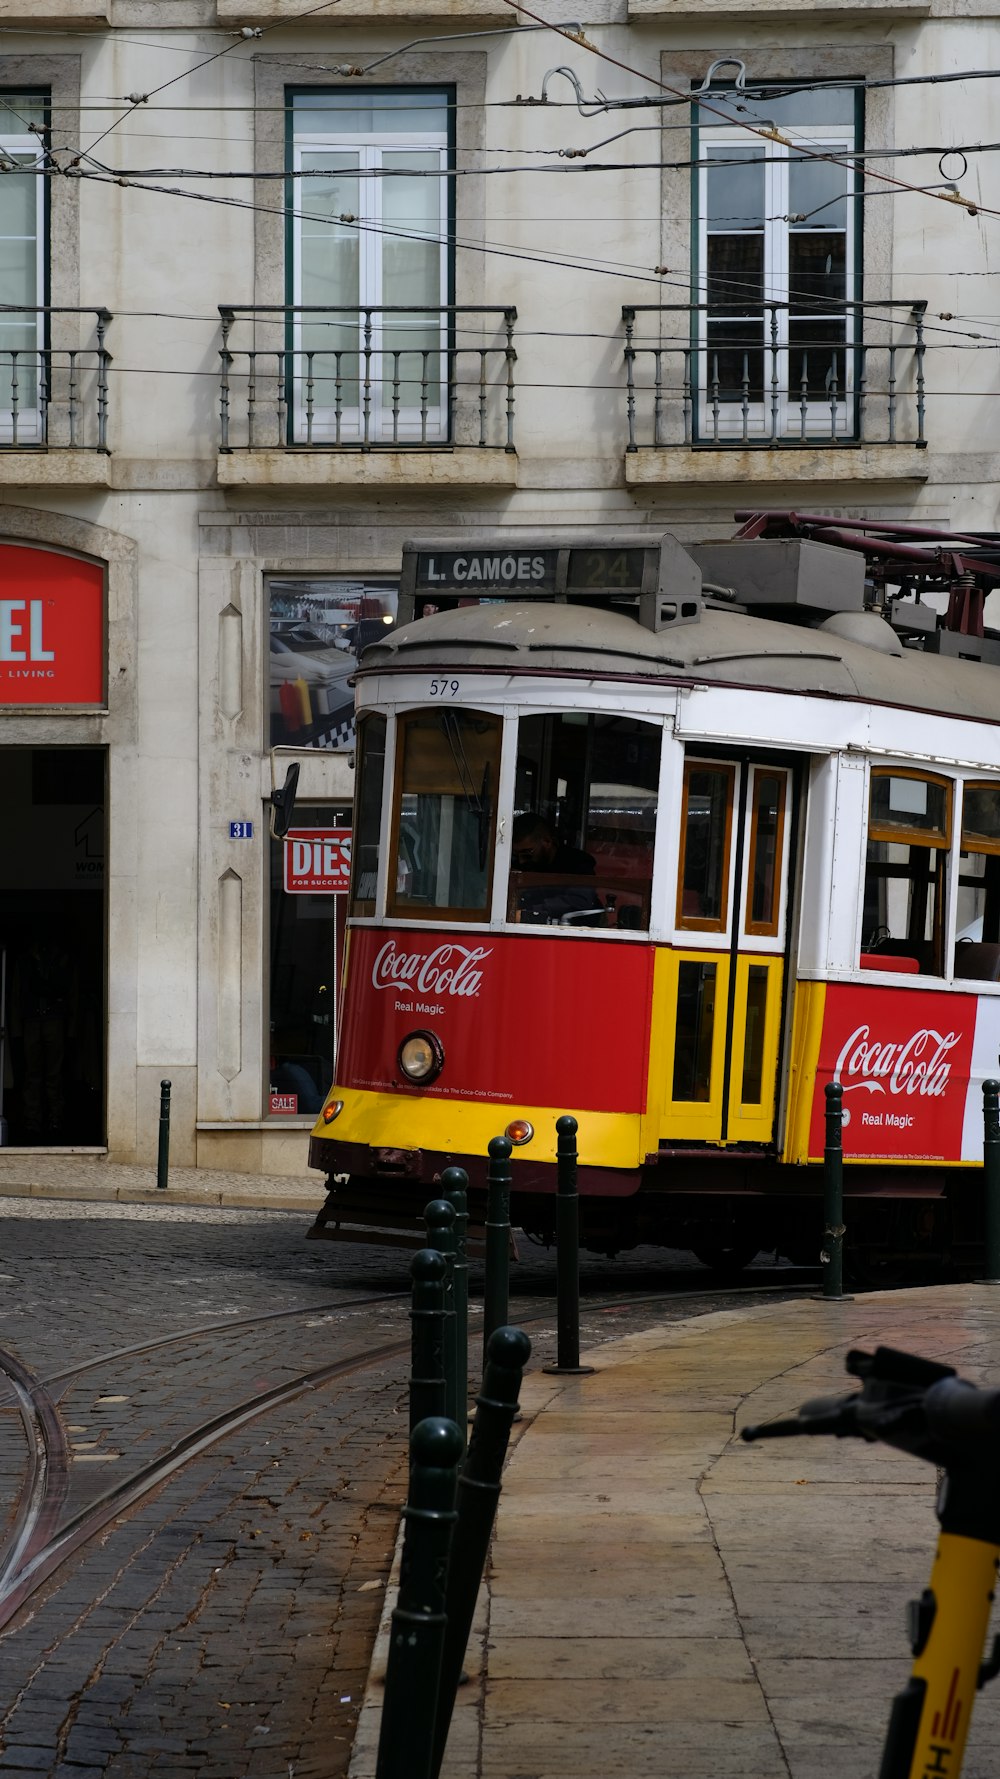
398,1030 -> 445,1085
506,1119 -> 534,1146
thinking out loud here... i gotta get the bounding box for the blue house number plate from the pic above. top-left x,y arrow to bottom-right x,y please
229,821 -> 254,839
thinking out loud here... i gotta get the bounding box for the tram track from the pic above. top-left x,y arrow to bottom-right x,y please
0,1271 -> 814,1643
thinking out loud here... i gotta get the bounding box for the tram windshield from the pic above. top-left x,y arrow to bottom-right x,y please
862,770 -> 951,975
509,712 -> 661,930
388,709 -> 501,921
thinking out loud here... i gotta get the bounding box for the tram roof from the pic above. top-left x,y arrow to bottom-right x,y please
359,600 -> 1000,727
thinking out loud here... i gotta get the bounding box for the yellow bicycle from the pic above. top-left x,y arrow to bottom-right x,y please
744,1346 -> 1000,1779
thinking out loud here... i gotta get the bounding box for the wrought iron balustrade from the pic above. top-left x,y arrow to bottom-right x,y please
218,305 -> 517,451
0,308 -> 112,450
622,301 -> 927,450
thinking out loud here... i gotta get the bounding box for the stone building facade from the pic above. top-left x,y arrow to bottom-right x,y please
0,0 -> 995,1170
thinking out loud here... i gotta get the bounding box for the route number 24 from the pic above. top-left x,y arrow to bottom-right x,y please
429,678 -> 461,697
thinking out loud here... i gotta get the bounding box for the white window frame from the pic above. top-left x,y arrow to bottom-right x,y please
291,110 -> 449,445
0,107 -> 45,445
695,125 -> 858,442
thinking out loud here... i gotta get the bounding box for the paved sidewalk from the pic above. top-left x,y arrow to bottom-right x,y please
352,1283 -> 1000,1779
0,1149 -> 324,1210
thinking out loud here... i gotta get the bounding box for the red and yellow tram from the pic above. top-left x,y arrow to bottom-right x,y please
308,521 -> 1000,1269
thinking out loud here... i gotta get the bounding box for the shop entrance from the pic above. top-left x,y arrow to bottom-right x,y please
0,748 -> 106,1147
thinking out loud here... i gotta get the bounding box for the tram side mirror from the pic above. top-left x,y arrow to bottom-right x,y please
270,762 -> 300,841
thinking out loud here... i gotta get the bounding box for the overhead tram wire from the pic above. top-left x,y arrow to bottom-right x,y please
6,146 -> 999,337
500,0 -> 997,225
59,165 -> 1000,350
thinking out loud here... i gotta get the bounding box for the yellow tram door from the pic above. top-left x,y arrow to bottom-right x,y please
658,758 -> 791,1147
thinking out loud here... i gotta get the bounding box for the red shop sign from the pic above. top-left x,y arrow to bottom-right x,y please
0,544 -> 104,706
283,828 -> 352,895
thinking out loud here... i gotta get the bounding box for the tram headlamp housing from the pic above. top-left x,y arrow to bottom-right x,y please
322,1099 -> 344,1125
398,1030 -> 445,1085
506,1119 -> 534,1146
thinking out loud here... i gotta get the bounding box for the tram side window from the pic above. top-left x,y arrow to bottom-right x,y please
954,782 -> 1000,982
861,771 -> 951,976
388,709 -> 501,921
349,714 -> 386,917
509,712 -> 660,929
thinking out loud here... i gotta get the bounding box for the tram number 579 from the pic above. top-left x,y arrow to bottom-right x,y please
429,678 -> 462,697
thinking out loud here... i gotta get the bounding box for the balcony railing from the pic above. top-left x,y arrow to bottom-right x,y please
622,301 -> 927,451
218,305 -> 517,451
0,308 -> 112,450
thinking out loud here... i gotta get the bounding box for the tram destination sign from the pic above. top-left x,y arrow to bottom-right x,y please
414,549 -> 559,593
401,538 -> 659,620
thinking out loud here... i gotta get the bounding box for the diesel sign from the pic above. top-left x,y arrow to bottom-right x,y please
0,544 -> 104,706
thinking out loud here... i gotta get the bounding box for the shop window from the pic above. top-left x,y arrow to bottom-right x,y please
954,781 -> 1000,982
268,575 -> 396,751
269,801 -> 351,1115
0,92 -> 47,441
861,770 -> 951,976
389,709 -> 500,920
509,712 -> 660,930
288,90 -> 451,443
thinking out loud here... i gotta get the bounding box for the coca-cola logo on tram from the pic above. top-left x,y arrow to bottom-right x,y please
811,985 -> 977,1159
371,939 -> 492,999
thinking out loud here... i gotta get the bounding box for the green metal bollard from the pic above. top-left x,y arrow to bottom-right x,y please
440,1167 -> 469,1434
822,1081 -> 846,1299
156,1079 -> 171,1191
375,1416 -> 464,1779
483,1136 -> 512,1364
410,1249 -> 448,1436
543,1115 -> 595,1376
983,1080 -> 1000,1282
424,1198 -> 458,1426
431,1327 -> 533,1779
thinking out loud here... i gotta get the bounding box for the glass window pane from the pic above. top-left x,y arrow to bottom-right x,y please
672,960 -> 717,1101
788,235 -> 847,308
269,576 -> 397,751
705,322 -> 763,402
350,714 -> 387,915
0,93 -> 50,133
788,320 -> 850,404
706,148 -> 764,227
0,163 -> 37,242
0,236 -> 36,309
869,773 -> 950,846
706,235 -> 764,314
678,765 -> 733,929
391,709 -> 500,917
789,158 -> 849,231
509,713 -> 659,931
741,965 -> 769,1104
862,841 -> 944,974
698,88 -> 856,128
746,774 -> 785,934
269,800 -> 352,1117
292,91 -> 449,137
962,783 -> 1000,853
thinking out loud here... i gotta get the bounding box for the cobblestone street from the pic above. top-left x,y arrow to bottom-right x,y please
0,1195 -> 802,1779
0,1201 -> 415,1779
